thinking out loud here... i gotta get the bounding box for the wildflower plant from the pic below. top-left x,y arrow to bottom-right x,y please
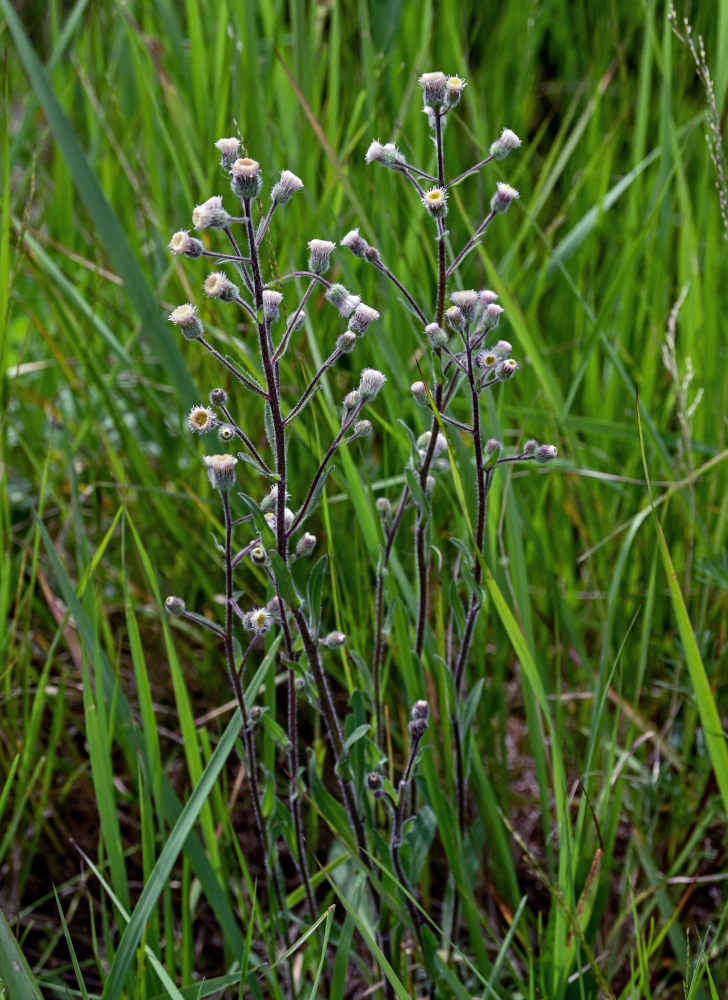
164,71 -> 558,997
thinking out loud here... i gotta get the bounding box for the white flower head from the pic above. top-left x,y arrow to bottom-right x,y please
204,453 -> 238,492
214,137 -> 240,168
490,182 -> 520,214
192,195 -> 230,230
489,128 -> 522,160
358,368 -> 386,401
271,169 -> 304,205
246,607 -> 272,634
169,303 -> 203,340
188,405 -> 216,433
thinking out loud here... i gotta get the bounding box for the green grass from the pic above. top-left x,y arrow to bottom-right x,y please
2,0 -> 728,997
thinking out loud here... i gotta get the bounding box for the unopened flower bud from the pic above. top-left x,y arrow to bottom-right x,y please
214,137 -> 240,169
341,229 -> 369,257
422,186 -> 448,219
320,630 -> 346,648
294,675 -> 306,691
169,303 -> 203,340
477,289 -> 499,307
284,507 -> 295,531
266,595 -> 281,617
348,304 -> 380,336
445,75 -> 466,107
308,238 -> 336,275
188,405 -> 216,433
365,140 -> 406,170
411,380 -> 430,407
358,368 -> 386,401
248,705 -> 263,723
289,310 -> 306,332
325,283 -> 361,318
490,182 -> 520,214
445,305 -> 465,331
169,230 -> 204,257
489,128 -> 522,160
450,289 -> 478,320
217,423 -> 235,442
411,699 -> 430,721
425,475 -> 435,495
418,71 -> 447,107
262,289 -> 283,321
260,485 -> 279,513
364,245 -> 381,263
484,438 -> 501,458
366,771 -> 383,791
251,545 -> 268,565
534,444 -> 558,463
204,453 -> 237,492
230,157 -> 262,200
271,169 -> 303,205
425,323 -> 448,348
192,195 -> 230,230
337,332 -> 357,353
483,304 -> 505,329
343,390 -> 361,411
165,595 -> 186,616
492,339 -> 512,358
351,419 -> 372,438
375,497 -> 391,518
204,271 -> 239,302
209,387 -> 228,405
523,439 -> 539,455
296,532 -> 316,557
496,358 -> 518,380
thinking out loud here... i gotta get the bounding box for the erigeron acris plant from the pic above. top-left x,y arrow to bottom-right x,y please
163,69 -> 558,997
165,142 -> 386,924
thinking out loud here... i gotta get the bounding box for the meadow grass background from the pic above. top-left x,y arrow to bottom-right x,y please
1,0 -> 728,997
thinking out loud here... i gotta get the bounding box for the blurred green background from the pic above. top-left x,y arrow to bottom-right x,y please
2,0 -> 727,997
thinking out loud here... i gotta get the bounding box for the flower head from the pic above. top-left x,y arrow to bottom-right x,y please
192,195 -> 230,230
204,271 -> 239,302
348,304 -> 380,336
246,607 -> 272,634
483,303 -> 505,329
204,453 -> 238,492
262,289 -> 283,321
188,405 -> 216,433
365,140 -> 406,170
308,239 -> 336,275
445,75 -> 467,107
271,169 -> 304,205
325,283 -> 361,318
490,182 -> 520,214
422,186 -> 448,219
489,128 -> 522,161
230,157 -> 262,200
169,303 -> 203,340
418,71 -> 447,107
358,368 -> 386,401
496,358 -> 519,381
340,229 -> 370,257
165,596 -> 186,616
168,230 -> 204,258
450,289 -> 478,321
214,137 -> 240,168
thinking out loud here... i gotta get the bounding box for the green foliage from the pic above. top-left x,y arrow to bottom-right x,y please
1,0 -> 727,998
